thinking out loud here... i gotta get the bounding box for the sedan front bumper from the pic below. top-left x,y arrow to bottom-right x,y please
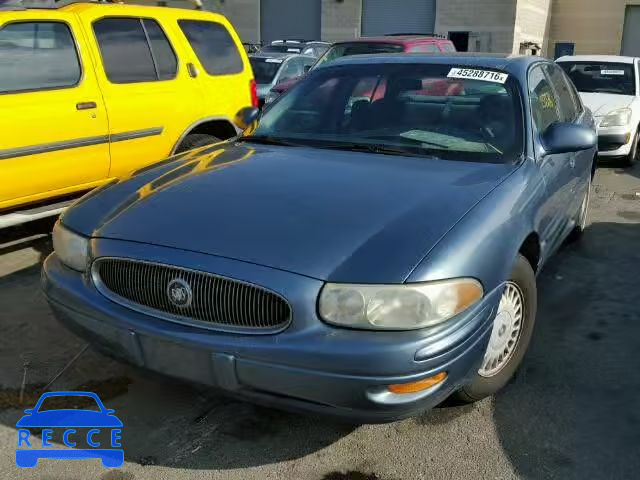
597,126 -> 633,157
42,246 -> 501,423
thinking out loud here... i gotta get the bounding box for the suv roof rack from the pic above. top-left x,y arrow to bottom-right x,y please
1,0 -> 112,10
271,39 -> 306,44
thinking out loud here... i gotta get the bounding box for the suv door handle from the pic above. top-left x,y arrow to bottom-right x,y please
76,101 -> 97,110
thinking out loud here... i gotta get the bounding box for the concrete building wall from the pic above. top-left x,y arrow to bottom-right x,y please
547,0 -> 640,56
213,0 -> 261,43
321,0 -> 361,42
513,0 -> 552,54
434,0 -> 518,53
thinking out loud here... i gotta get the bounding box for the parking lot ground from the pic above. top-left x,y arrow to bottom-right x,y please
1,164 -> 639,480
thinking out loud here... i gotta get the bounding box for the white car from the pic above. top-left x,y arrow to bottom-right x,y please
557,55 -> 640,165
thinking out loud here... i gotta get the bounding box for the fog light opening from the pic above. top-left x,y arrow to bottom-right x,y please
387,372 -> 448,394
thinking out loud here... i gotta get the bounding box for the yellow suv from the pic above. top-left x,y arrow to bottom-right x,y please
0,0 -> 256,218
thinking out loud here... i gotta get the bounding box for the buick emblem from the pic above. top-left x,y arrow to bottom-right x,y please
166,278 -> 193,308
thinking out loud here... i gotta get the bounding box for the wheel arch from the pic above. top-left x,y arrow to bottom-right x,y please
518,232 -> 541,273
171,117 -> 240,155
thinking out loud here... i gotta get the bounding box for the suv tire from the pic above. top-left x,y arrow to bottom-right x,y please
176,134 -> 219,153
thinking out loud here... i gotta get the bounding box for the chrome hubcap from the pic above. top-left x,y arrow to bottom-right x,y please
479,282 -> 524,377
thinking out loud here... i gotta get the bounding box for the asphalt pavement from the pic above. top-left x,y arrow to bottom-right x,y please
0,162 -> 639,480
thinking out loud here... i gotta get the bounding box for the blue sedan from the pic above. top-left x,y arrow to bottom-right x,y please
43,54 -> 596,423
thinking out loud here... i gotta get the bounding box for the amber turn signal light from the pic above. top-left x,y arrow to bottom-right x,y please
387,372 -> 448,394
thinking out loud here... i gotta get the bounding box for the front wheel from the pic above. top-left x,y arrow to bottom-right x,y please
454,254 -> 537,403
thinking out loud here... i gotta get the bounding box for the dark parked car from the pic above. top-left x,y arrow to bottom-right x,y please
265,34 -> 456,104
43,54 -> 596,423
249,52 -> 316,107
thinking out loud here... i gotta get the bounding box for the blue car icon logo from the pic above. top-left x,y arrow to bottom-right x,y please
15,391 -> 123,468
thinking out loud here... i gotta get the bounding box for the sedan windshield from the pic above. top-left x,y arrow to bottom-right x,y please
559,62 -> 636,95
249,57 -> 283,84
245,63 -> 524,163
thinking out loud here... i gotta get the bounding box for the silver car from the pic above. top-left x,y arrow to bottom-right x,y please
249,52 -> 315,107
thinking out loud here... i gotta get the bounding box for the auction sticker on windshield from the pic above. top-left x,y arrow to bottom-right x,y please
448,68 -> 508,83
601,70 -> 625,76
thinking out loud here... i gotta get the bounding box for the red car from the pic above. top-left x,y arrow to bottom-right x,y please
265,35 -> 457,104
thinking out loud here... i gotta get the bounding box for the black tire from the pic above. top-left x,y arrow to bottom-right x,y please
454,254 -> 537,403
175,133 -> 219,153
622,128 -> 639,167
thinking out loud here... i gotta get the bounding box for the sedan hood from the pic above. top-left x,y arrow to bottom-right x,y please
68,144 -> 516,283
579,92 -> 634,116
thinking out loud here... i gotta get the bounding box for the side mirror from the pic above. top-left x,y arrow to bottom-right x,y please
234,106 -> 260,131
541,122 -> 596,155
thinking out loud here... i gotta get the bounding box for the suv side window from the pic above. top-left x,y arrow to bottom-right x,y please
440,42 -> 457,53
529,64 -> 561,133
93,18 -> 177,83
409,43 -> 439,53
544,63 -> 579,122
0,21 -> 81,93
278,57 -> 303,82
178,20 -> 243,75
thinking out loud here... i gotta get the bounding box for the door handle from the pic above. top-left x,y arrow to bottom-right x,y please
187,63 -> 198,78
569,155 -> 576,168
76,101 -> 97,111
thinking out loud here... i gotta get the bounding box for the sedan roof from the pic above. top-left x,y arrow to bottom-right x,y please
557,55 -> 637,64
323,52 -> 531,69
334,35 -> 447,45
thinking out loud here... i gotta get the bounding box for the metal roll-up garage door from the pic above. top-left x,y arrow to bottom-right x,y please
362,0 -> 436,36
260,0 -> 322,44
622,6 -> 640,56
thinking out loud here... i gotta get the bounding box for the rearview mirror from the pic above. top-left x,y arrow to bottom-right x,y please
234,106 -> 260,131
541,122 -> 596,155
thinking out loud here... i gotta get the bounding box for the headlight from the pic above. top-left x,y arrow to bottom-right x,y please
264,91 -> 279,104
52,222 -> 89,272
318,279 -> 483,330
600,108 -> 632,127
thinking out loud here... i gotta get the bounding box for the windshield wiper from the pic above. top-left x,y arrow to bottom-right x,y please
236,136 -> 302,147
366,134 -> 450,150
311,141 -> 436,158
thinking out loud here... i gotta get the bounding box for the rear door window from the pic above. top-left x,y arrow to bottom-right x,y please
0,21 -> 81,93
408,43 -> 439,53
440,42 -> 457,53
93,18 -> 177,83
178,20 -> 243,75
278,57 -> 304,82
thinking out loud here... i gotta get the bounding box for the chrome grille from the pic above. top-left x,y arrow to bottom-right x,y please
92,258 -> 291,331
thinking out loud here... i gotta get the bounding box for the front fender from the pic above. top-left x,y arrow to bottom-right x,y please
405,159 -> 545,292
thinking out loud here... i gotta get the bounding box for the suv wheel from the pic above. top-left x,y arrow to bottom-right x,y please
176,133 -> 219,153
454,254 -> 537,403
